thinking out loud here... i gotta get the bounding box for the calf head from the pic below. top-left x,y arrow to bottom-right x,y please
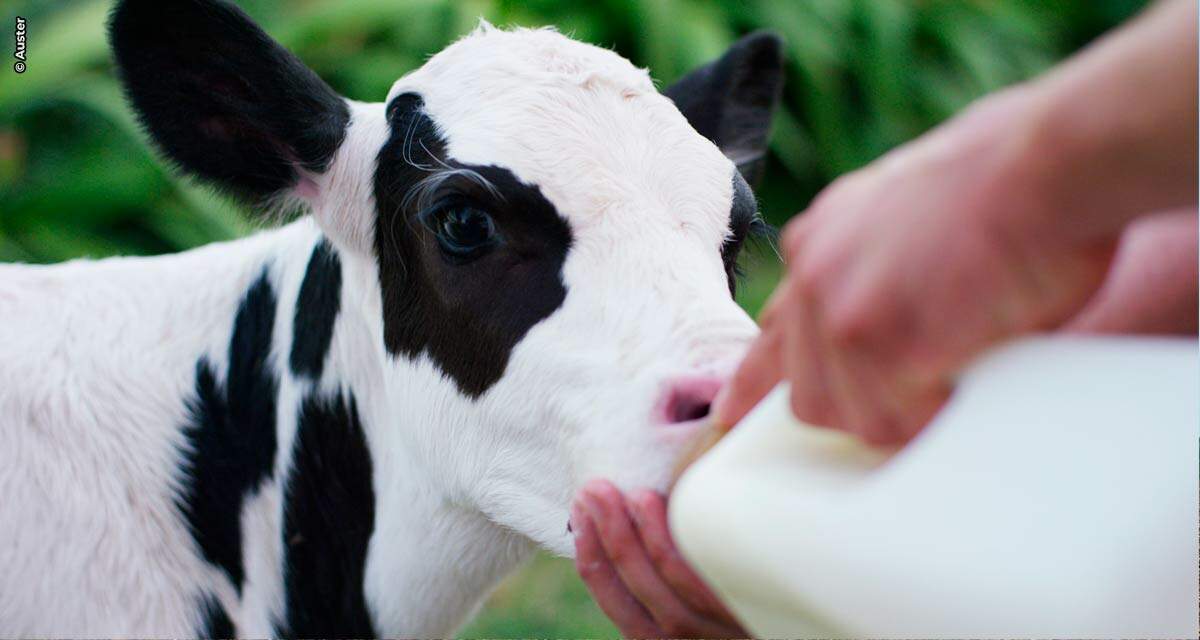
112,0 -> 783,555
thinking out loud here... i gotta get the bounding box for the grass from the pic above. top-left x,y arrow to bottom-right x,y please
462,554 -> 619,638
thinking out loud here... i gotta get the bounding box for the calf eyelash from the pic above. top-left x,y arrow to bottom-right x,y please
401,167 -> 502,215
747,216 -> 781,263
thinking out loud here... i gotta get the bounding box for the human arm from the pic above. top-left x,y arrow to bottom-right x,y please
712,0 -> 1198,443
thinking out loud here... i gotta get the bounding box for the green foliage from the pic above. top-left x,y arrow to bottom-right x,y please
0,0 -> 1144,636
0,0 -> 1145,262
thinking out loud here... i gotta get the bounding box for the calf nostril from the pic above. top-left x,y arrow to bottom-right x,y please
660,376 -> 723,425
672,397 -> 712,423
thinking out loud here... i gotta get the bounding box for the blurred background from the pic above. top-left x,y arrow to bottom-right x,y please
0,0 -> 1145,636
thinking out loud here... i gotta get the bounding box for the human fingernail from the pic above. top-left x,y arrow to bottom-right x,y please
570,502 -> 585,535
578,491 -> 603,520
710,389 -> 729,424
627,496 -> 645,527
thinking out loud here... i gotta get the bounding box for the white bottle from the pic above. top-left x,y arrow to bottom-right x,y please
670,336 -> 1199,639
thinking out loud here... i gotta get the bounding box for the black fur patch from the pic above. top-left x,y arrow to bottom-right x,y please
372,93 -> 572,398
664,30 -> 784,186
280,392 -> 376,638
290,239 -> 342,379
178,271 -> 279,593
108,0 -> 350,202
199,593 -> 235,638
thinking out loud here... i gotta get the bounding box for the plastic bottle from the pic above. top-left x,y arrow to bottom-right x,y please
669,336 -> 1199,639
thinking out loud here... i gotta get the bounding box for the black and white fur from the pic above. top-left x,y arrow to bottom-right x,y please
0,0 -> 783,636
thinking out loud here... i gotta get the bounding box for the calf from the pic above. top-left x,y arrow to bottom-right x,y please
0,0 -> 783,636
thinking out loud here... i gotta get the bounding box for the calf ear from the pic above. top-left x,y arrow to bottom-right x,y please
664,31 -> 784,186
109,0 -> 350,205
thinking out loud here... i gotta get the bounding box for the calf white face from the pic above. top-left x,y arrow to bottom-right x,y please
112,1 -> 782,556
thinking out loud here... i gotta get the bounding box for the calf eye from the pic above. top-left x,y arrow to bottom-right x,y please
423,206 -> 499,263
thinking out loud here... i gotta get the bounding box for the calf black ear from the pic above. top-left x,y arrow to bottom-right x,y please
664,31 -> 784,186
109,0 -> 350,203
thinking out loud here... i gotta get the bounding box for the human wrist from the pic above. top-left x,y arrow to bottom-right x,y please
953,83 -> 1078,251
1000,0 -> 1198,247
991,77 -> 1139,249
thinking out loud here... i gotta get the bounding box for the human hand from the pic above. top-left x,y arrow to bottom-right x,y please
571,479 -> 747,639
713,88 -> 1118,445
1066,209 -> 1198,335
